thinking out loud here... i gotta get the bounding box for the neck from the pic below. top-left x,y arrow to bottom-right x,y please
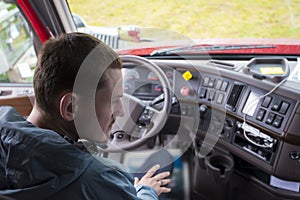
27,105 -> 79,141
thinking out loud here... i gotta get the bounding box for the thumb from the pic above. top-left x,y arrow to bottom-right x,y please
134,177 -> 139,186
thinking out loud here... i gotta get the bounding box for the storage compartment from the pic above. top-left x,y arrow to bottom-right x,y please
243,57 -> 290,82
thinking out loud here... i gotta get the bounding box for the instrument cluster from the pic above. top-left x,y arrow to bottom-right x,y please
122,66 -> 174,99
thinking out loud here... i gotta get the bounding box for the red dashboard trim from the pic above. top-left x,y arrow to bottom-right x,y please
117,44 -> 300,56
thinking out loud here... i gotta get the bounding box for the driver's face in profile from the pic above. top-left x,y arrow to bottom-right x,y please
95,68 -> 124,139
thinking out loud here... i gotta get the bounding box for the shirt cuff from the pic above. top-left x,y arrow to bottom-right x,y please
135,184 -> 158,200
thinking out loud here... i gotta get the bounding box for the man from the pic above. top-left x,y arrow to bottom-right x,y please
0,33 -> 171,199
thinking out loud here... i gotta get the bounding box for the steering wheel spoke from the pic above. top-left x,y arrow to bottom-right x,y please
137,107 -> 155,126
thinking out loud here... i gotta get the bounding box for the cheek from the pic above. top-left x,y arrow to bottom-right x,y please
112,100 -> 124,117
95,102 -> 113,128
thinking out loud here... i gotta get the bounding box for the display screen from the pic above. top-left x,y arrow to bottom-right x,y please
134,82 -> 152,94
242,91 -> 262,116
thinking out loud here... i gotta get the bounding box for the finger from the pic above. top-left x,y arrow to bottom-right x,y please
143,164 -> 160,178
160,179 -> 171,185
153,171 -> 170,180
134,177 -> 139,186
160,187 -> 171,194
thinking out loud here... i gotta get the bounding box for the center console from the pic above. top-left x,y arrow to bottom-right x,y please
188,57 -> 300,200
196,67 -> 299,180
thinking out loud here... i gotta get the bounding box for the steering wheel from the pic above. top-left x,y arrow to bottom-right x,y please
105,55 -> 172,152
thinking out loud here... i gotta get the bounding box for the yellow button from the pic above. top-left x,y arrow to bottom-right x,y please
182,71 -> 193,81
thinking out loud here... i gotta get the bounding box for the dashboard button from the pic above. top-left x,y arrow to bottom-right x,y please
215,80 -> 222,90
203,77 -> 209,86
182,71 -> 193,81
208,90 -> 215,101
261,96 -> 272,108
208,79 -> 215,88
279,101 -> 290,114
256,109 -> 266,121
221,81 -> 229,91
271,100 -> 281,111
180,86 -> 190,96
199,88 -> 207,98
272,115 -> 283,128
216,93 -> 224,104
266,112 -> 276,125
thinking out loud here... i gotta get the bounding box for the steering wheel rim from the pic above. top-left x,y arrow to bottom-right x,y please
103,55 -> 172,152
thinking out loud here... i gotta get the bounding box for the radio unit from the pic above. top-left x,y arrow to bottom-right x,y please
233,121 -> 278,163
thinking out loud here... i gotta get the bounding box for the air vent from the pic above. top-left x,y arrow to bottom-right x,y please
207,60 -> 235,69
227,83 -> 244,111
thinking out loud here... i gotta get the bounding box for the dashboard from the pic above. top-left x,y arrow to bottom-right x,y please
1,56 -> 300,193
121,57 -> 300,183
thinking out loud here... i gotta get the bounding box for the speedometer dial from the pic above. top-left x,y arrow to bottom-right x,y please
123,69 -> 140,80
147,71 -> 159,80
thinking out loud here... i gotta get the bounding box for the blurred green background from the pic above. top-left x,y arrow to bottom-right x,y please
68,0 -> 300,39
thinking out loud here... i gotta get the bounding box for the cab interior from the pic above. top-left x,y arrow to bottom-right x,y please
0,0 -> 300,200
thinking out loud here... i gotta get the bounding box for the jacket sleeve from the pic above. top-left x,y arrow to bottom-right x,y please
135,184 -> 158,200
79,159 -> 158,200
98,169 -> 158,200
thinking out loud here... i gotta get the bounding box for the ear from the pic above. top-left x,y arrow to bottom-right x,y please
59,92 -> 77,121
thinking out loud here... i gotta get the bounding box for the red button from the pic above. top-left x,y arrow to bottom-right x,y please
180,86 -> 190,96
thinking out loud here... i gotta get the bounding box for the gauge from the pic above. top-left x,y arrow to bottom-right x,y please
123,83 -> 133,93
165,70 -> 173,79
147,71 -> 159,81
123,69 -> 140,80
154,84 -> 163,92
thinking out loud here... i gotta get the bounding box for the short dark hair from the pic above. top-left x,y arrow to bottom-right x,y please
33,32 -> 122,114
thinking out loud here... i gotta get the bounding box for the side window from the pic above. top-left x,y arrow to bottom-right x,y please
0,2 -> 36,83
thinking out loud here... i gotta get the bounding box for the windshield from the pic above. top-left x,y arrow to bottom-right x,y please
0,0 -> 300,84
68,0 -> 300,51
